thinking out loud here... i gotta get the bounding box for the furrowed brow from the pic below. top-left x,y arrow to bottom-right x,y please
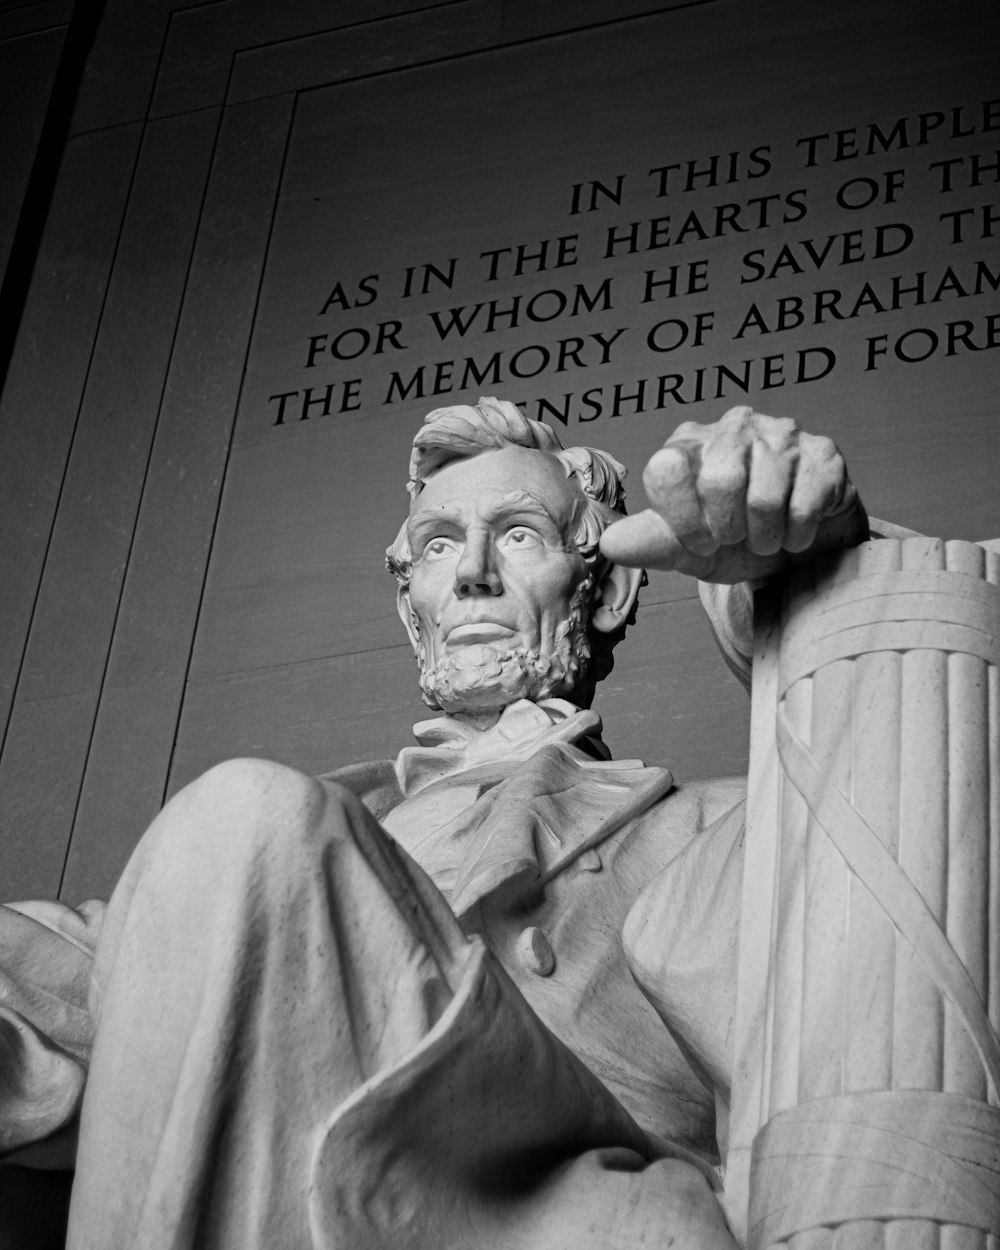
481,492 -> 560,528
408,505 -> 463,546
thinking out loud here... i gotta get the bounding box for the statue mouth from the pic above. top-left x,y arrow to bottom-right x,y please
445,622 -> 517,647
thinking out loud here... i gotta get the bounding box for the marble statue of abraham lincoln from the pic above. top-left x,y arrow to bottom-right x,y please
0,396 -> 871,1248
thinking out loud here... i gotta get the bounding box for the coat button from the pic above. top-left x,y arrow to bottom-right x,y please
517,926 -> 555,976
575,848 -> 602,874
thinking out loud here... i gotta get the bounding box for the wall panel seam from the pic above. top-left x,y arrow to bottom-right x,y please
0,23 -> 68,43
241,0 -> 723,108
0,122 -> 143,763
161,90 -> 302,809
68,0 -> 723,134
54,109 -> 230,893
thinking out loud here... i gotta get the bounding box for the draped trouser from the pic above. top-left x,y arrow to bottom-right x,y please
67,758 -> 735,1249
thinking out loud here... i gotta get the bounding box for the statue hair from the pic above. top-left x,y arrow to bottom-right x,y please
385,397 -> 640,703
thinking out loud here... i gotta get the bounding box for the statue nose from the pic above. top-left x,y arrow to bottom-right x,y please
454,572 -> 503,597
454,534 -> 502,597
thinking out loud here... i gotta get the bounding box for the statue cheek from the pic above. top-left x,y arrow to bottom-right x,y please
409,571 -> 445,617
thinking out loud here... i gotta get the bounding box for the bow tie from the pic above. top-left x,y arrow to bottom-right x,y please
393,698 -> 611,797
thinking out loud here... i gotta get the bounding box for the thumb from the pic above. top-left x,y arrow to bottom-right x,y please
600,510 -> 716,577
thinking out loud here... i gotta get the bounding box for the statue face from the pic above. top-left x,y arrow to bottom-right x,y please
403,445 -> 593,713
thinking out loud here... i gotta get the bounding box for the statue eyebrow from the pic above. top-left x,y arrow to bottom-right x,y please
407,505 -> 463,546
408,492 -> 560,543
481,492 -> 560,527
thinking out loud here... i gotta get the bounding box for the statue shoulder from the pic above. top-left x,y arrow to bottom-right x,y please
642,774 -> 746,841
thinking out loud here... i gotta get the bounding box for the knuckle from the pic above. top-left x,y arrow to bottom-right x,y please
811,453 -> 846,493
817,437 -> 839,463
644,445 -> 690,493
698,459 -> 747,501
803,432 -> 841,466
669,419 -> 707,442
746,468 -> 791,514
719,405 -> 754,433
746,492 -> 784,520
755,417 -> 798,453
787,496 -> 820,528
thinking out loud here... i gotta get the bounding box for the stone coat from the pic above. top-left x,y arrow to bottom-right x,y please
327,698 -> 746,1156
1,670 -> 751,1195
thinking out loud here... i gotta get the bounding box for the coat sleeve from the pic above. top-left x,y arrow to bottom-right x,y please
697,518 -> 928,694
0,898 -> 104,1167
622,798 -> 746,1155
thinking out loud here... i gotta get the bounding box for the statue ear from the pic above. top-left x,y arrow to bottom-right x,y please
590,560 -> 643,635
396,586 -> 422,655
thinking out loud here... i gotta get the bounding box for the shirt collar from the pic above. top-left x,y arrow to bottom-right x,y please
394,698 -> 610,796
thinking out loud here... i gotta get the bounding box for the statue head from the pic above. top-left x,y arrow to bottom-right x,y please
386,397 -> 643,718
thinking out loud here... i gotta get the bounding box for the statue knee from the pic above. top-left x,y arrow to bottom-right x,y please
190,755 -> 319,806
151,758 -> 330,865
120,760 -> 375,914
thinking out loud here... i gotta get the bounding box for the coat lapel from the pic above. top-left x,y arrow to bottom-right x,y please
323,709 -> 673,922
442,745 -> 672,918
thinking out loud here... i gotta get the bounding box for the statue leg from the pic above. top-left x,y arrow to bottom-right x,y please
67,758 -> 471,1249
67,757 -> 736,1250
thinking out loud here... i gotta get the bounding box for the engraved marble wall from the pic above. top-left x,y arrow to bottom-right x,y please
0,0 -> 996,901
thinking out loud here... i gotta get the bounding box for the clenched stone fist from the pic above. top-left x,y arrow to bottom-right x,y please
600,406 -> 869,584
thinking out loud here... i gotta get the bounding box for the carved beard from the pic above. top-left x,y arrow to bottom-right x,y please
416,579 -> 593,714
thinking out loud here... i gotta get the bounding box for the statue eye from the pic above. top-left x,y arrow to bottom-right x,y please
424,537 -> 459,560
502,526 -> 541,550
